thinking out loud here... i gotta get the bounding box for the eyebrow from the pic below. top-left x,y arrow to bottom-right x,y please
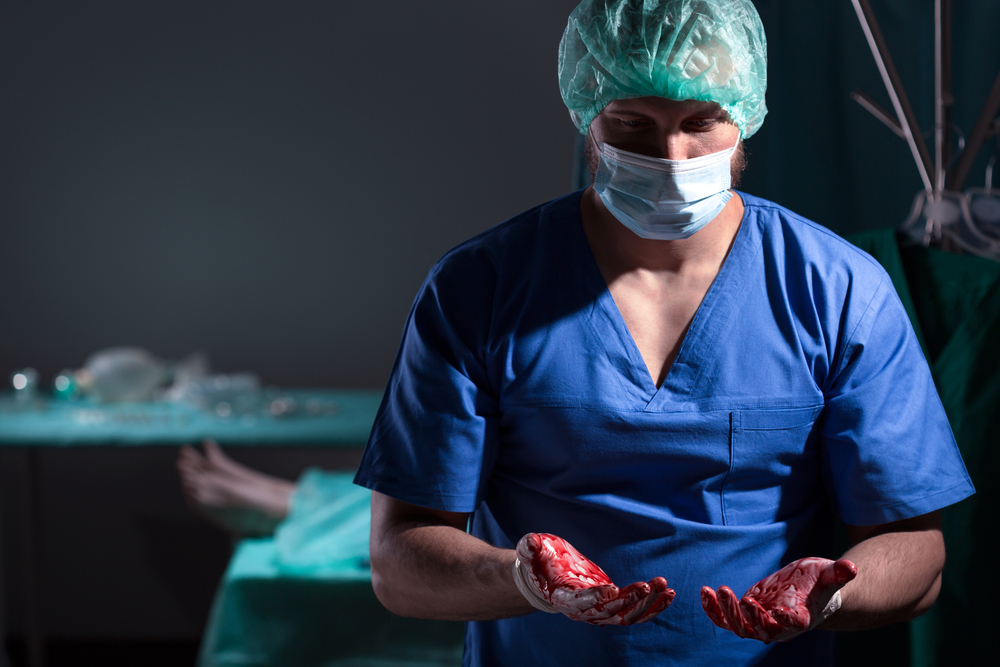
604,103 -> 727,116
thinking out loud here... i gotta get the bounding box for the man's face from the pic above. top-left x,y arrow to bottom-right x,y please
584,96 -> 747,187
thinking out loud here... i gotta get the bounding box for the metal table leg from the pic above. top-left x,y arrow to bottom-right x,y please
19,449 -> 45,667
1,473 -> 10,667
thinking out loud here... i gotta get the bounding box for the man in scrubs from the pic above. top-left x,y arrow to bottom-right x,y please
353,1 -> 975,664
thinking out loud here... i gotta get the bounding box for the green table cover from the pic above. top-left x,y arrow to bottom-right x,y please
0,389 -> 382,447
197,471 -> 464,667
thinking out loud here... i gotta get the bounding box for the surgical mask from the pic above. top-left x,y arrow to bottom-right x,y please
593,136 -> 739,240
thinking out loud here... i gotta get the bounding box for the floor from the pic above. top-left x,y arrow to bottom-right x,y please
3,637 -> 201,667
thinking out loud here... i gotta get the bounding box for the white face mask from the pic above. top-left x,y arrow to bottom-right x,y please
593,135 -> 739,240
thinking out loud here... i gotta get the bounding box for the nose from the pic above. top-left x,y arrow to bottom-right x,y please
658,133 -> 693,161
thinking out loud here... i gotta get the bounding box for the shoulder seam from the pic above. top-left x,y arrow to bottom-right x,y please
741,194 -> 888,276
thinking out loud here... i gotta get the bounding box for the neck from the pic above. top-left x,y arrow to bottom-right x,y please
580,186 -> 745,276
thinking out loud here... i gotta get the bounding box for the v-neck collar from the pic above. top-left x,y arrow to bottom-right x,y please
573,191 -> 758,411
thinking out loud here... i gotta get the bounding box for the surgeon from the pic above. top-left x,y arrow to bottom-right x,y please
353,1 -> 974,665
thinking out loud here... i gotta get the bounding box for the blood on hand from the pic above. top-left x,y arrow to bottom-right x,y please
516,533 -> 675,626
701,557 -> 857,643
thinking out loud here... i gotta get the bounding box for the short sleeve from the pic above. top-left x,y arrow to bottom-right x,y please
820,274 -> 975,526
353,248 -> 500,513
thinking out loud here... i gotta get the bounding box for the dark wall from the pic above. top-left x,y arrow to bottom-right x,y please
3,0 -> 999,389
0,0 -> 582,641
0,0 -> 581,389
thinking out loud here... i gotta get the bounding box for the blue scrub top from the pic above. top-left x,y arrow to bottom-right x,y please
355,191 -> 974,666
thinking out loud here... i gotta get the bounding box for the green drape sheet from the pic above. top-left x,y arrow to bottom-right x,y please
847,229 -> 998,667
197,471 -> 464,667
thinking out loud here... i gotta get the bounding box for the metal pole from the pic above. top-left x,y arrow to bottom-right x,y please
0,480 -> 9,667
851,89 -> 906,138
951,69 -> 1000,191
934,0 -> 944,194
19,450 -> 45,667
851,0 -> 934,193
941,0 -> 953,185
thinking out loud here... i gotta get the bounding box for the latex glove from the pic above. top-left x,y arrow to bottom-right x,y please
701,557 -> 857,643
513,532 -> 675,626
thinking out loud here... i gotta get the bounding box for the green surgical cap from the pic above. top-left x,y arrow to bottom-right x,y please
558,0 -> 768,138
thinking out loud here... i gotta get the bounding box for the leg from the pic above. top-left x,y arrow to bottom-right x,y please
176,440 -> 296,537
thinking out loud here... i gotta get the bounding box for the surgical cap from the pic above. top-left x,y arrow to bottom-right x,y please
558,0 -> 768,138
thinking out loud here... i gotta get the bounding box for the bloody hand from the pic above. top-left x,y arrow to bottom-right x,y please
701,557 -> 857,643
513,532 -> 675,626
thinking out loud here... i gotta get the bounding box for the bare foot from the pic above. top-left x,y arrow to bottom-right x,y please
177,440 -> 296,537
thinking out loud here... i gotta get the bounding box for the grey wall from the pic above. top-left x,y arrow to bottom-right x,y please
0,0 -> 581,641
0,0 -> 581,389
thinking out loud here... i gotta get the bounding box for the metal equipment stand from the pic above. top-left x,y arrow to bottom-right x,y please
851,0 -> 1000,200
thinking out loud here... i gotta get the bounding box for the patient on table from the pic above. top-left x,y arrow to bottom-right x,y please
177,441 -> 371,572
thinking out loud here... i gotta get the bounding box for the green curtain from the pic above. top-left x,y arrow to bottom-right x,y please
846,228 -> 999,667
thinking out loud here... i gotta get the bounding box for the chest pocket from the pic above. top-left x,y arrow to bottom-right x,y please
723,406 -> 824,526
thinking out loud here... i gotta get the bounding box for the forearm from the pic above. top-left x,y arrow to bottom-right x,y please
369,495 -> 536,621
821,519 -> 944,631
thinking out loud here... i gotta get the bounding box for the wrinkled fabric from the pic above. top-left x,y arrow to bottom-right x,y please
198,470 -> 464,667
559,0 -> 768,137
355,191 -> 973,666
198,539 -> 464,667
274,469 -> 372,573
848,229 -> 999,667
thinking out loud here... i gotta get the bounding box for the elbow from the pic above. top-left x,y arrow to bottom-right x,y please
903,523 -> 946,620
907,571 -> 943,620
369,542 -> 429,618
369,547 -> 411,617
909,532 -> 946,619
370,563 -> 401,614
900,540 -> 945,622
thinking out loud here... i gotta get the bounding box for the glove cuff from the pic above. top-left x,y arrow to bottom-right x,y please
512,557 -> 559,614
818,589 -> 842,623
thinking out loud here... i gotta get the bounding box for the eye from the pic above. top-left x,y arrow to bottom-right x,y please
618,118 -> 647,129
687,118 -> 718,130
